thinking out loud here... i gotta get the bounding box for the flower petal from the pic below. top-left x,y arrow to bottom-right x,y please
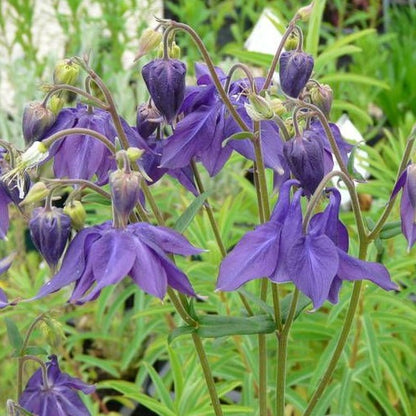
217,222 -> 280,291
130,239 -> 168,299
288,234 -> 339,309
336,249 -> 398,291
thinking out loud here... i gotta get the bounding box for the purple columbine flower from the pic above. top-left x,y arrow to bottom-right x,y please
217,183 -> 397,309
35,221 -> 201,303
19,355 -> 95,416
142,58 -> 187,123
160,63 -> 287,178
29,207 -> 72,268
283,129 -> 325,196
22,102 -> 56,146
40,104 -> 148,185
392,163 -> 416,249
279,50 -> 314,98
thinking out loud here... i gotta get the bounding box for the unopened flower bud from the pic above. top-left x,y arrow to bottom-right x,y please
279,50 -> 314,98
169,41 -> 181,59
110,169 -> 141,227
29,207 -> 71,267
126,147 -> 145,163
134,28 -> 162,61
53,59 -> 80,85
142,58 -> 186,123
269,98 -> 286,116
284,33 -> 299,51
47,95 -> 65,115
22,102 -> 56,146
136,103 -> 162,138
63,200 -> 86,230
310,83 -> 333,117
244,93 -> 274,121
283,130 -> 324,196
19,181 -> 48,206
297,2 -> 314,21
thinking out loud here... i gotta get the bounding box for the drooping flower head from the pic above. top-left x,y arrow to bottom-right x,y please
29,207 -> 72,268
35,221 -> 201,303
283,129 -> 325,196
279,50 -> 314,97
22,102 -> 56,146
39,104 -> 148,185
142,58 -> 187,123
392,163 -> 416,249
19,355 -> 95,416
217,183 -> 397,309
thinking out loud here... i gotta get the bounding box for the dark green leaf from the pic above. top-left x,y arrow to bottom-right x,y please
168,325 -> 196,344
347,145 -> 367,182
5,318 -> 23,351
174,192 -> 210,233
379,221 -> 402,239
237,288 -> 273,315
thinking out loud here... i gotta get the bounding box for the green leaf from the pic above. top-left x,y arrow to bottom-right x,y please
363,314 -> 382,386
23,346 -> 48,356
315,45 -> 362,73
197,314 -> 276,338
332,99 -> 373,126
174,192 -> 210,233
347,145 -> 367,182
74,354 -> 120,378
305,0 -> 325,56
280,291 -> 311,323
142,362 -> 175,410
168,325 -> 196,344
237,288 -> 274,315
5,318 -> 23,351
379,221 -> 402,239
320,73 -> 390,90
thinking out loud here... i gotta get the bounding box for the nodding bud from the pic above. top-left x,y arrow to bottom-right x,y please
134,28 -> 162,61
283,130 -> 324,196
126,147 -> 145,163
22,102 -> 56,146
110,169 -> 142,227
63,200 -> 86,231
53,59 -> 80,85
136,103 -> 162,138
19,181 -> 48,206
47,95 -> 65,115
297,2 -> 314,21
29,207 -> 72,267
141,58 -> 186,123
310,83 -> 333,117
279,51 -> 314,98
284,33 -> 299,51
244,93 -> 274,121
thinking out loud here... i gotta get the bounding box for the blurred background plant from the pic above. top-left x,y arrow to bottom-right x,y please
1,0 -> 416,415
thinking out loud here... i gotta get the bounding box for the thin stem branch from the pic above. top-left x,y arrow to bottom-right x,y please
42,84 -> 108,110
302,280 -> 363,416
42,178 -> 111,200
42,127 -> 116,154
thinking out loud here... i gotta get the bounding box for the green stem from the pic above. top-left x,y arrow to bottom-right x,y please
167,290 -> 223,416
302,280 -> 363,416
41,84 -> 108,110
42,178 -> 111,200
192,334 -> 224,416
224,63 -> 256,94
276,288 -> 299,416
140,179 -> 166,225
190,160 -> 226,257
17,314 -> 48,398
42,127 -> 116,154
